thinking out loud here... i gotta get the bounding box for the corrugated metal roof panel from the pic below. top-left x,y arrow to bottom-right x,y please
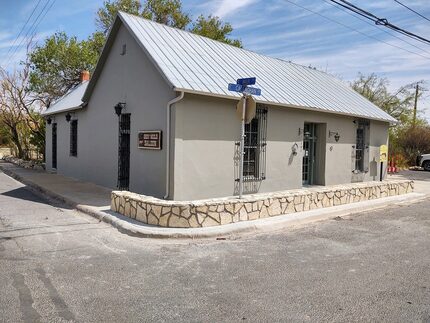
42,81 -> 88,116
119,12 -> 396,123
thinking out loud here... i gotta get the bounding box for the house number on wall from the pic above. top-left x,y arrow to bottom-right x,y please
138,130 -> 162,150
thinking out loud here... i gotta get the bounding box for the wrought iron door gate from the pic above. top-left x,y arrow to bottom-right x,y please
302,123 -> 317,185
52,123 -> 57,169
117,113 -> 131,190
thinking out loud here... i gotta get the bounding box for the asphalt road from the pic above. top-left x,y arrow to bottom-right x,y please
0,170 -> 429,323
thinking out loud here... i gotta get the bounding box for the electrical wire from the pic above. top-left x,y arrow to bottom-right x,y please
4,0 -> 56,68
281,0 -> 430,60
394,0 -> 430,23
329,0 -> 430,45
2,0 -> 43,66
323,0 -> 430,57
27,0 -> 57,40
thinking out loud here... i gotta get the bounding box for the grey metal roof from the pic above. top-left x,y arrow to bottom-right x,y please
42,81 -> 88,116
84,12 -> 396,123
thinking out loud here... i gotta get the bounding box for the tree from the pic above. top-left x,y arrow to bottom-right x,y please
396,125 -> 430,165
142,0 -> 191,29
97,0 -> 142,34
190,15 -> 242,48
1,60 -> 45,159
28,0 -> 242,108
351,73 -> 428,165
0,122 -> 10,146
0,72 -> 26,158
351,73 -> 424,125
96,0 -> 241,47
97,0 -> 190,34
28,32 -> 101,106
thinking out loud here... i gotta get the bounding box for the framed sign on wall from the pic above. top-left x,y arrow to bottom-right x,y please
138,130 -> 162,150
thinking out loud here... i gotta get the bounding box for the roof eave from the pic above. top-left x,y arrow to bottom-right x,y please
41,104 -> 84,117
82,11 -> 175,105
174,87 -> 397,124
82,16 -> 122,103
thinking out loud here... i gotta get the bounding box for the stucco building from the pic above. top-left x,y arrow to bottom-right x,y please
42,12 -> 396,201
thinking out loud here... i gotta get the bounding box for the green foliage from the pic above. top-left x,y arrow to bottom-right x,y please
142,0 -> 191,29
97,0 -> 190,34
28,32 -> 100,104
351,73 -> 421,125
28,0 -> 243,105
0,121 -> 10,146
351,73 -> 429,165
28,111 -> 45,157
190,15 -> 242,48
395,125 -> 430,164
24,0 -> 243,161
95,0 -> 241,47
97,0 -> 142,34
88,31 -> 106,56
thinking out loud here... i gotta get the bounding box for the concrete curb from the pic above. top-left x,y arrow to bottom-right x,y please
0,162 -> 426,239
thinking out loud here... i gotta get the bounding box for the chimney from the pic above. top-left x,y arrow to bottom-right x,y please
80,70 -> 90,83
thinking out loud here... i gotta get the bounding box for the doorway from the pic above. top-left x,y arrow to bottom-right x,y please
117,113 -> 131,190
302,123 -> 317,185
52,123 -> 57,169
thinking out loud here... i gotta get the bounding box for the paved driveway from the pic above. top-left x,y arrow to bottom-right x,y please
389,169 -> 430,195
1,170 -> 429,322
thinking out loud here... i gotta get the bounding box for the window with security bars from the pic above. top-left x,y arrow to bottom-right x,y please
242,106 -> 267,181
52,123 -> 57,168
355,120 -> 367,172
118,113 -> 131,190
70,120 -> 78,157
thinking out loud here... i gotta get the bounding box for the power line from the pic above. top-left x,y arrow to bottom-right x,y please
281,0 -> 430,60
394,0 -> 430,23
3,0 -> 51,68
2,0 -> 43,66
27,0 -> 57,40
322,0 -> 430,57
328,0 -> 430,45
4,0 -> 56,68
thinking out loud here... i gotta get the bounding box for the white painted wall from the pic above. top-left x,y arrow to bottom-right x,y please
45,24 -> 175,198
172,94 -> 389,200
43,23 -> 390,201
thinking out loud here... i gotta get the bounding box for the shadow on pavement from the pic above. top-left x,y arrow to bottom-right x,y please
2,187 -> 49,204
0,186 -> 73,210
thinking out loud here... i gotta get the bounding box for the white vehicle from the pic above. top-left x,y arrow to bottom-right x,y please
417,154 -> 430,171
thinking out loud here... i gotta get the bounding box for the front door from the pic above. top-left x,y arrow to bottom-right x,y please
52,123 -> 57,169
117,113 -> 131,190
302,123 -> 317,185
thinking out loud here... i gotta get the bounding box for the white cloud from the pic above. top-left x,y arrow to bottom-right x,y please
214,0 -> 257,18
283,39 -> 430,121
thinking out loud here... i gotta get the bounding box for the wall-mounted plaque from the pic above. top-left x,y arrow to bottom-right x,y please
138,130 -> 162,150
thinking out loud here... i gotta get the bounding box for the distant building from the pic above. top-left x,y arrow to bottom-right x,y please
42,12 -> 396,201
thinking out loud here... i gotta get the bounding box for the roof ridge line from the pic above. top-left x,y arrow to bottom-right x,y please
118,11 -> 338,78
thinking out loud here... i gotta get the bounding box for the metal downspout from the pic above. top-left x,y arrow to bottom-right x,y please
164,91 -> 185,199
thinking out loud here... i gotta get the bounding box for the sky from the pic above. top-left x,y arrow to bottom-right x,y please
0,0 -> 429,120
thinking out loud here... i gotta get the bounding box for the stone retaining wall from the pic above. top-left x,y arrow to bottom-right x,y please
2,156 -> 45,170
111,180 -> 414,228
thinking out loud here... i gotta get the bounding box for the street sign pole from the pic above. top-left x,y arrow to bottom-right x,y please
228,77 -> 261,199
239,95 -> 246,198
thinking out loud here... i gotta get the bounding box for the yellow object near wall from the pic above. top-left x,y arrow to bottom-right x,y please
380,145 -> 388,162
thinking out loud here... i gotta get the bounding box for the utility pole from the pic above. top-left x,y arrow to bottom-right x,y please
413,83 -> 419,126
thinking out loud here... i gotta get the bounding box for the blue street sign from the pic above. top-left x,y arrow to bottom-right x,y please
228,83 -> 245,92
237,77 -> 256,86
243,86 -> 262,96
